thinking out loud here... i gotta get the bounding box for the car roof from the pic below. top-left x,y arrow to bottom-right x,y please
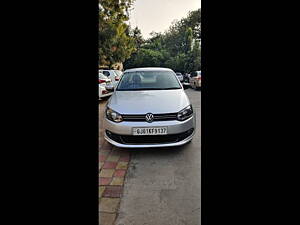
124,67 -> 173,73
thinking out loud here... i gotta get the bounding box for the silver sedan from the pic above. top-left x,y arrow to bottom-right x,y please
104,67 -> 196,148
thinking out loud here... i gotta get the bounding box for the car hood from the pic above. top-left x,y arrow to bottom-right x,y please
108,89 -> 190,114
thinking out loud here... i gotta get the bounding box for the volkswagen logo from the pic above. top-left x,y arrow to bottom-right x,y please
145,113 -> 154,123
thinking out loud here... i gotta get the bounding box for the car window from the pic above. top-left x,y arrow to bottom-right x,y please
102,71 -> 110,77
117,71 -> 182,91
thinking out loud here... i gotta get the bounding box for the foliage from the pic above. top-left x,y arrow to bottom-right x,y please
124,8 -> 201,73
99,0 -> 136,68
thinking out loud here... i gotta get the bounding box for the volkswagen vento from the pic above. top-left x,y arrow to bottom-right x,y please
104,67 -> 195,148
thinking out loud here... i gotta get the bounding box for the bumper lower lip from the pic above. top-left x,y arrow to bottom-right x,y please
104,130 -> 195,148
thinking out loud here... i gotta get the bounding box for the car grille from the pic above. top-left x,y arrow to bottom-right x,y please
106,128 -> 194,145
122,113 -> 178,122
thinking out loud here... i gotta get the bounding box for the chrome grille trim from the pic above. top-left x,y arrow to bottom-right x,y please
122,113 -> 178,121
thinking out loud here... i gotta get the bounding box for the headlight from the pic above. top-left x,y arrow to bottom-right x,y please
106,107 -> 123,123
177,105 -> 193,121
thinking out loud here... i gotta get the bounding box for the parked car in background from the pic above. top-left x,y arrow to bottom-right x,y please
99,69 -> 120,87
104,67 -> 195,148
182,73 -> 190,86
99,73 -> 113,99
175,72 -> 184,82
114,70 -> 123,78
189,71 -> 201,90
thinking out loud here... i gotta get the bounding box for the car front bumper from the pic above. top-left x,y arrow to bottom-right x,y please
103,115 -> 196,148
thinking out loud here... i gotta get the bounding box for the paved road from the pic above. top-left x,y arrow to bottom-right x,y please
112,88 -> 201,225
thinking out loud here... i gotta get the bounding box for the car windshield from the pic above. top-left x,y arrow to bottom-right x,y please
117,71 -> 182,91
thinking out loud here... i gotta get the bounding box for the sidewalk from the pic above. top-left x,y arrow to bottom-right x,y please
99,140 -> 131,225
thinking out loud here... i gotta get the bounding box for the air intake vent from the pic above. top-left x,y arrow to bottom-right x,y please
122,113 -> 178,122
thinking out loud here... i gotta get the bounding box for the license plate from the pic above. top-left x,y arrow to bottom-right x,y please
132,127 -> 168,136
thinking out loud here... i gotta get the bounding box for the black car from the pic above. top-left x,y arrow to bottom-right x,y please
182,73 -> 190,84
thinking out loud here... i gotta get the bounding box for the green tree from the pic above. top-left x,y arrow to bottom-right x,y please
99,0 -> 136,68
132,26 -> 144,49
186,40 -> 201,72
123,8 -> 201,72
124,48 -> 164,68
184,27 -> 193,53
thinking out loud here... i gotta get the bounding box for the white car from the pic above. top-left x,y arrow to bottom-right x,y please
114,70 -> 123,78
99,73 -> 113,99
189,71 -> 201,89
175,72 -> 184,82
99,70 -> 120,87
